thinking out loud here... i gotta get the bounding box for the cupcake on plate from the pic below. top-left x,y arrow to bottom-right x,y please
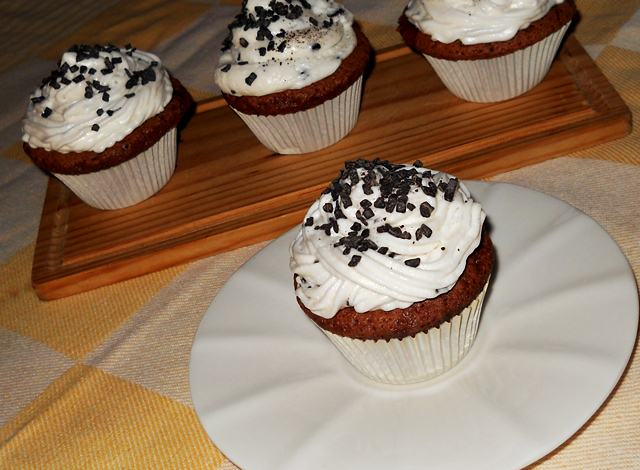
398,0 -> 576,102
23,44 -> 193,210
215,0 -> 371,154
290,159 -> 494,385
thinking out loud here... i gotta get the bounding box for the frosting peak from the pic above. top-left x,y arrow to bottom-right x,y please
22,44 -> 172,153
406,0 -> 565,45
289,159 -> 486,318
215,0 -> 357,96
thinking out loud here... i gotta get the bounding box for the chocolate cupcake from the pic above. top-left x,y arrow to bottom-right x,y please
22,44 -> 192,210
215,0 -> 371,154
290,159 -> 494,384
398,0 -> 576,102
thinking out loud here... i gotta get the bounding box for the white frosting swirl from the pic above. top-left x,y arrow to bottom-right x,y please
215,0 -> 357,96
406,0 -> 565,45
290,160 -> 486,318
22,44 -> 172,153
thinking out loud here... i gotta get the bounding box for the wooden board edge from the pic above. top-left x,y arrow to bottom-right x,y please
33,207 -> 307,300
31,179 -> 70,283
442,113 -> 631,178
560,36 -> 631,119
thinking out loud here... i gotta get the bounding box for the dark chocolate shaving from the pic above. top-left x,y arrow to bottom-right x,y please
420,201 -> 434,218
404,258 -> 421,268
443,178 -> 459,202
348,255 -> 361,267
245,72 -> 257,86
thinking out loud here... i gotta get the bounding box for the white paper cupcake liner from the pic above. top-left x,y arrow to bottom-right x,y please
425,23 -> 570,103
232,75 -> 363,154
322,279 -> 490,385
54,128 -> 177,210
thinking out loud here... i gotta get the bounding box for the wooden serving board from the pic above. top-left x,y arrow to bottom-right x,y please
32,36 -> 630,300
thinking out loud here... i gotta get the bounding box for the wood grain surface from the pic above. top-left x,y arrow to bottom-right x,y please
32,36 -> 631,299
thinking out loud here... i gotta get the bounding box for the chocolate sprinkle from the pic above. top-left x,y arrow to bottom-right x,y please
355,210 -> 368,226
420,201 -> 434,218
404,258 -> 421,268
348,255 -> 361,267
421,183 -> 437,197
245,72 -> 257,86
443,178 -> 459,202
41,107 -> 52,118
91,124 -> 100,131
415,224 -> 432,240
221,64 -> 231,72
308,159 -> 464,265
304,217 -> 314,227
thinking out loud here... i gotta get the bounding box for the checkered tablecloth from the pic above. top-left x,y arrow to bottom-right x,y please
1,1 -> 639,468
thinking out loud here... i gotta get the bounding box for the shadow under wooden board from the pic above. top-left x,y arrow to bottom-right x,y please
32,36 -> 630,300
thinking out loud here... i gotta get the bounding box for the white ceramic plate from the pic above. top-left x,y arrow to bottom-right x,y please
190,182 -> 638,470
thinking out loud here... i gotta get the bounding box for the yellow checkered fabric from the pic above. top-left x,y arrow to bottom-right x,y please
1,1 -> 638,468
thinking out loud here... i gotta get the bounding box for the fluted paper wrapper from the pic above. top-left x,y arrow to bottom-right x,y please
233,75 -> 363,154
323,280 -> 489,385
425,23 -> 570,103
54,128 -> 177,210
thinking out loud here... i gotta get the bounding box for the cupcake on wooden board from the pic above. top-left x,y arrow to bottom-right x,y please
215,0 -> 371,154
23,44 -> 192,210
290,159 -> 494,384
398,0 -> 576,102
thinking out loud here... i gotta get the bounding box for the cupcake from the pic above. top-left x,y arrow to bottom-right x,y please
398,0 -> 576,102
215,0 -> 371,154
22,44 -> 193,210
290,159 -> 494,384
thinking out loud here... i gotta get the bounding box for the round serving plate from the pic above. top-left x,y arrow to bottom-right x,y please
190,182 -> 638,470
